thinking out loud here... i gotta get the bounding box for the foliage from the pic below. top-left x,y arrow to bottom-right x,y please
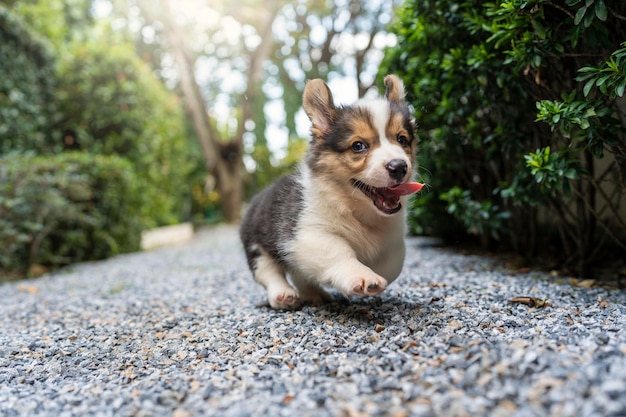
0,152 -> 148,276
7,0 -> 94,50
0,6 -> 55,155
383,0 -> 626,274
245,138 -> 308,197
440,187 -> 511,247
54,40 -> 193,226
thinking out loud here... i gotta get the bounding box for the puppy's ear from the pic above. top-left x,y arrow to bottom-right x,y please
384,74 -> 405,104
303,79 -> 336,137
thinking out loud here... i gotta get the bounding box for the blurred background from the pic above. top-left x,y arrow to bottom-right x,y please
1,0 -> 625,282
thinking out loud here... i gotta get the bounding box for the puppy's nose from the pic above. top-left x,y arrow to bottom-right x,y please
386,159 -> 408,181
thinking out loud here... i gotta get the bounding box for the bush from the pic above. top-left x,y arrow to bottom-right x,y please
0,152 -> 148,276
382,0 -> 626,275
54,41 -> 193,226
0,6 -> 55,154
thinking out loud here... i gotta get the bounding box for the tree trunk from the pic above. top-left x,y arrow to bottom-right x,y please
216,155 -> 243,222
138,0 -> 280,223
146,0 -> 244,223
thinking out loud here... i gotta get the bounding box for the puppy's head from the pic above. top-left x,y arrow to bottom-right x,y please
303,75 -> 417,216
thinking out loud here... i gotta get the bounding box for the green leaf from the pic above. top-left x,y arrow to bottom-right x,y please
579,118 -> 590,129
595,0 -> 608,21
595,74 -> 611,86
536,171 -> 545,183
532,20 -> 547,39
574,6 -> 587,25
583,79 -> 595,96
616,78 -> 626,97
583,107 -> 597,117
583,9 -> 595,27
578,66 -> 598,73
564,168 -> 578,179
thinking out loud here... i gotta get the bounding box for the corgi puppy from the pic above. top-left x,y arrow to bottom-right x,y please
240,75 -> 423,309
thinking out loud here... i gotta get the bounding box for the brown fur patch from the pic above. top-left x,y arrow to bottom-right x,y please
384,75 -> 405,103
343,112 -> 383,174
385,112 -> 415,157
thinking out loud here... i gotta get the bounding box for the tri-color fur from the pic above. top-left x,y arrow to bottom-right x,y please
240,75 -> 417,309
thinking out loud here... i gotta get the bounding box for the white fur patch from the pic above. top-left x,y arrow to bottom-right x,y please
355,99 -> 412,187
290,162 -> 407,286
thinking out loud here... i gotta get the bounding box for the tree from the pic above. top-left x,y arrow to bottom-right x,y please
271,0 -> 403,136
123,0 -> 279,222
105,0 -> 400,222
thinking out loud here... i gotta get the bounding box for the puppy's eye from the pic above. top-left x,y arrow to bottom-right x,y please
351,141 -> 368,153
397,135 -> 409,146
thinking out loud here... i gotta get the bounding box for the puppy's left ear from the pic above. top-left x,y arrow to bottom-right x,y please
384,74 -> 406,104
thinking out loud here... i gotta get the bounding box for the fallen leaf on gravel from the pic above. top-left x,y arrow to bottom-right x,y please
509,296 -> 551,308
570,278 -> 595,288
374,324 -> 385,333
282,394 -> 295,405
17,284 -> 39,294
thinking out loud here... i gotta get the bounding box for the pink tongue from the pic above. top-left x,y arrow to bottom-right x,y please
387,182 -> 424,196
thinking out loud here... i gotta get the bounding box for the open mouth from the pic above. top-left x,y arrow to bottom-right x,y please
352,180 -> 424,215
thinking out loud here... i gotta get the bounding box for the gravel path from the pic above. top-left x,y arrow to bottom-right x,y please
1,225 -> 625,417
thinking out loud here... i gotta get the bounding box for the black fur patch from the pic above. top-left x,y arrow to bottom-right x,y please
239,173 -> 304,271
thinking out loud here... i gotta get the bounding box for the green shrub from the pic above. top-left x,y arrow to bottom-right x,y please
0,152 -> 148,276
54,41 -> 193,226
383,0 -> 626,275
0,6 -> 55,155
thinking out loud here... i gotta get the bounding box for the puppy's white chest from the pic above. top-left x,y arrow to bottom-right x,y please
358,231 -> 406,283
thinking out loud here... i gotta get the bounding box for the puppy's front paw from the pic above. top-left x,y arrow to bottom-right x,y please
269,288 -> 301,310
350,274 -> 387,296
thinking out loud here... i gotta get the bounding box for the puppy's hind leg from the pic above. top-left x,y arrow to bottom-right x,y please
253,249 -> 300,310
